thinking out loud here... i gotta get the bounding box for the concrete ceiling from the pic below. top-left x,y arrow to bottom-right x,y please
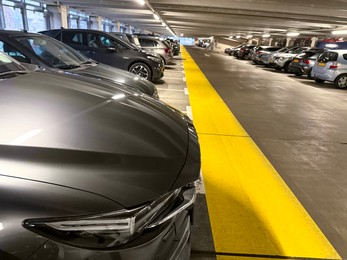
44,0 -> 347,38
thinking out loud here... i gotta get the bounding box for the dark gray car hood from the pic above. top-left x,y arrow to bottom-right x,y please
66,63 -> 157,97
0,71 -> 188,207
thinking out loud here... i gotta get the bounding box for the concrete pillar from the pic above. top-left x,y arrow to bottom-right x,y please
286,37 -> 291,47
97,16 -> 102,31
128,25 -> 132,34
46,4 -> 68,29
90,16 -> 99,30
311,37 -> 317,47
269,38 -> 273,46
60,5 -> 68,29
117,22 -> 120,32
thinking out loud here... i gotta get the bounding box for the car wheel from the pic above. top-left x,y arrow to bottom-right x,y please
295,72 -> 303,76
160,56 -> 166,65
275,67 -> 281,71
334,74 -> 347,89
314,78 -> 325,84
129,62 -> 152,80
283,62 -> 291,73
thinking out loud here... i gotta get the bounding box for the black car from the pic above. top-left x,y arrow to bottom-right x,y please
288,47 -> 326,78
0,30 -> 158,98
40,29 -> 164,82
237,45 -> 256,60
0,51 -> 200,260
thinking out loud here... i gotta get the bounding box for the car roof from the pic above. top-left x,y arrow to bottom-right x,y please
0,30 -> 42,37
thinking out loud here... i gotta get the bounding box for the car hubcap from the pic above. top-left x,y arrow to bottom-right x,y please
131,65 -> 149,79
338,76 -> 347,88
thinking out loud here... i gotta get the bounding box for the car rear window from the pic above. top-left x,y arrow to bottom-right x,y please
343,54 -> 347,61
317,52 -> 338,62
267,47 -> 281,51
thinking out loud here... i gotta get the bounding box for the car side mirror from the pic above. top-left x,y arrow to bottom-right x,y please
107,47 -> 117,53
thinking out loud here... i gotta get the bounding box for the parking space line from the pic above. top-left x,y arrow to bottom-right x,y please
181,46 -> 341,259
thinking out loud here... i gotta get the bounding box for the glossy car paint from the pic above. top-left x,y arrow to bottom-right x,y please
288,48 -> 325,77
273,47 -> 309,70
137,36 -> 174,65
0,31 -> 158,97
0,56 -> 200,259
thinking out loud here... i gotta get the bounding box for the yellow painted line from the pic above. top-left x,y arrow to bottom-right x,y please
181,46 -> 341,259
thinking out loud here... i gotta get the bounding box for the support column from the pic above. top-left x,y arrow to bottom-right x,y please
311,37 -> 317,47
97,16 -> 102,31
117,22 -> 120,32
128,25 -> 132,34
46,4 -> 68,29
286,37 -> 291,47
269,38 -> 273,46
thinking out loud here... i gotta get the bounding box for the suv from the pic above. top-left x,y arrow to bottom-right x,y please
40,29 -> 164,81
0,30 -> 158,97
311,50 -> 347,88
137,35 -> 173,65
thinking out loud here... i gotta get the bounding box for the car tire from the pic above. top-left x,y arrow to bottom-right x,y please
334,74 -> 347,89
129,62 -> 152,80
275,67 -> 281,71
283,62 -> 291,73
295,72 -> 303,76
314,78 -> 325,84
160,56 -> 166,65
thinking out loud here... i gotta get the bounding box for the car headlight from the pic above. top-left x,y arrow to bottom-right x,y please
23,185 -> 196,249
147,56 -> 161,64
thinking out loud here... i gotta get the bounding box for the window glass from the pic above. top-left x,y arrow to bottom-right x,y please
79,20 -> 88,29
87,34 -> 113,48
16,36 -> 88,68
62,31 -> 83,46
27,10 -> 46,32
0,40 -> 31,63
317,52 -> 338,62
139,39 -> 155,47
3,5 -> 24,30
113,40 -> 128,51
69,18 -> 78,29
343,54 -> 347,61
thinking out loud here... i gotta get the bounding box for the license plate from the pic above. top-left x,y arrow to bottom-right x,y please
318,62 -> 326,67
293,59 -> 299,63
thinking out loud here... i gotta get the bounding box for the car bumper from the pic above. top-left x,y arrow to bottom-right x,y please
29,210 -> 192,260
311,67 -> 338,82
289,64 -> 305,74
152,63 -> 165,80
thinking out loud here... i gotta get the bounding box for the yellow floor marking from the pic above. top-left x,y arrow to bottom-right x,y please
181,46 -> 341,259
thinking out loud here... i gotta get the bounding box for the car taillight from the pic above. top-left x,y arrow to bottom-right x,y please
256,51 -> 262,54
164,48 -> 170,54
329,62 -> 338,69
303,59 -> 310,64
241,49 -> 245,52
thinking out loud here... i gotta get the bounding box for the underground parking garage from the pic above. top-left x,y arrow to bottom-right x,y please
1,1 -> 347,259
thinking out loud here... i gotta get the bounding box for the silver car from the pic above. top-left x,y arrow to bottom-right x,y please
311,50 -> 347,88
138,36 -> 173,65
273,47 -> 309,72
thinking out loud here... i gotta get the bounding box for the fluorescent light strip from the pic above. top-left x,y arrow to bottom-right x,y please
332,30 -> 347,35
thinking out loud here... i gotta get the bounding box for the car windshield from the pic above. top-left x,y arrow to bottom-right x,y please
292,48 -> 306,54
0,51 -> 26,73
317,52 -> 338,62
15,36 -> 90,69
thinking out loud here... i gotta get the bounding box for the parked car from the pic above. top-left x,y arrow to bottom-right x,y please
224,47 -> 232,55
166,38 -> 180,55
267,46 -> 300,67
256,46 -> 282,65
109,32 -> 141,48
0,50 -> 200,260
40,29 -> 164,82
288,47 -> 326,78
232,44 -> 246,57
0,30 -> 159,98
311,50 -> 347,88
237,45 -> 256,60
273,47 -> 309,72
137,35 -> 174,65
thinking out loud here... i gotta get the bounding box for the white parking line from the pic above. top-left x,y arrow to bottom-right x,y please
183,77 -> 186,82
186,106 -> 193,120
184,88 -> 189,95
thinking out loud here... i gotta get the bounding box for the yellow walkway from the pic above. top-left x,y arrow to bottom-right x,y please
181,46 -> 340,259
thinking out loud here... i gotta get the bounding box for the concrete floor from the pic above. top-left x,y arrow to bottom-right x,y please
184,46 -> 347,259
156,47 -> 347,259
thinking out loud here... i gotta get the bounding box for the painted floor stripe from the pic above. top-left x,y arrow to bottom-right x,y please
181,46 -> 341,259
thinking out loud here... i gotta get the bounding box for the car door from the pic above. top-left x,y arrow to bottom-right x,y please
84,32 -> 131,70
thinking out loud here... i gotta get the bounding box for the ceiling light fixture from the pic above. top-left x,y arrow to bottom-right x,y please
161,22 -> 165,26
153,13 -> 160,20
236,35 -> 241,39
332,30 -> 347,35
229,36 -> 233,39
136,0 -> 145,5
287,32 -> 300,37
246,35 -> 252,39
262,33 -> 271,38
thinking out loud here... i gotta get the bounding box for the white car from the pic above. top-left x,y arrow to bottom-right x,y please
311,50 -> 347,88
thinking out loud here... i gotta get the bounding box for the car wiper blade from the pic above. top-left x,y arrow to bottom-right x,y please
0,70 -> 29,77
55,64 -> 81,69
80,60 -> 98,65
